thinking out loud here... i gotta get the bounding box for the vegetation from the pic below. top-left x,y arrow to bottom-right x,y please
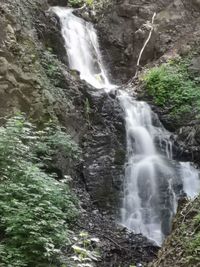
0,115 -> 80,266
65,231 -> 101,267
40,50 -> 65,87
68,0 -> 94,8
68,0 -> 110,10
150,195 -> 200,267
143,57 -> 200,119
185,201 -> 200,265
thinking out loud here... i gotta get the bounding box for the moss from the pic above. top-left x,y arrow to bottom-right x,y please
143,56 -> 200,121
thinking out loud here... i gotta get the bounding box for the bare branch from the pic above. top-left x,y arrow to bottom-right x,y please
130,12 -> 156,84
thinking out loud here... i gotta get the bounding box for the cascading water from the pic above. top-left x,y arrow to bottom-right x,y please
119,94 -> 180,245
52,6 -> 113,89
119,97 -> 200,245
180,162 -> 200,198
53,6 -> 200,245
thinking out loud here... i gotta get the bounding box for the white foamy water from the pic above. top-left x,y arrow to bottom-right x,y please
180,162 -> 200,198
53,7 -> 200,245
52,7 -> 113,89
118,93 -> 176,245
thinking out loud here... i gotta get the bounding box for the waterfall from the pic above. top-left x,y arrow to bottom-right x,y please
51,6 -> 113,90
180,162 -> 200,199
119,93 -> 179,245
53,7 -> 200,245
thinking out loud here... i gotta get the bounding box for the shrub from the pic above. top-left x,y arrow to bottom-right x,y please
143,58 -> 200,119
0,115 -> 79,266
35,122 -> 81,161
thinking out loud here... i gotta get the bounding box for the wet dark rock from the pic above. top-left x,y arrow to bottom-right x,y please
47,0 -> 68,6
36,9 -> 69,65
174,124 -> 200,165
161,208 -> 172,236
81,89 -> 126,212
117,4 -> 139,18
191,0 -> 200,8
73,7 -> 92,22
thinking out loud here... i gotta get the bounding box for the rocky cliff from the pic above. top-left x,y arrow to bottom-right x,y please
0,0 -> 200,266
96,0 -> 200,83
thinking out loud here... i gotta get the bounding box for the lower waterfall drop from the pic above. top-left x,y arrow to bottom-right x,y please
119,93 -> 176,245
53,6 -> 200,246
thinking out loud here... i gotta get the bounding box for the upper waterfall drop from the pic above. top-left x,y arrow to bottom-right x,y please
52,6 -> 113,89
53,6 -> 200,246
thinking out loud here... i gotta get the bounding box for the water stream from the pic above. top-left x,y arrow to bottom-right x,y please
52,7 -> 113,89
52,6 -> 200,245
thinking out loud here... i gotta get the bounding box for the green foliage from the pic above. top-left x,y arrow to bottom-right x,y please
85,0 -> 94,6
68,0 -> 83,7
41,50 -> 64,87
68,0 -> 93,7
65,231 -> 101,267
35,122 -> 81,161
143,58 -> 200,119
185,211 -> 200,264
0,115 -> 79,266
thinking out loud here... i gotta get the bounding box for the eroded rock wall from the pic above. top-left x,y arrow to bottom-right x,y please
82,89 -> 126,211
96,0 -> 200,83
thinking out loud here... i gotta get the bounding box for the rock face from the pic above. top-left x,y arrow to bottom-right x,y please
0,0 -> 90,180
95,0 -> 200,83
82,88 -> 126,212
175,124 -> 200,165
37,10 -> 69,66
0,2 -> 46,123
